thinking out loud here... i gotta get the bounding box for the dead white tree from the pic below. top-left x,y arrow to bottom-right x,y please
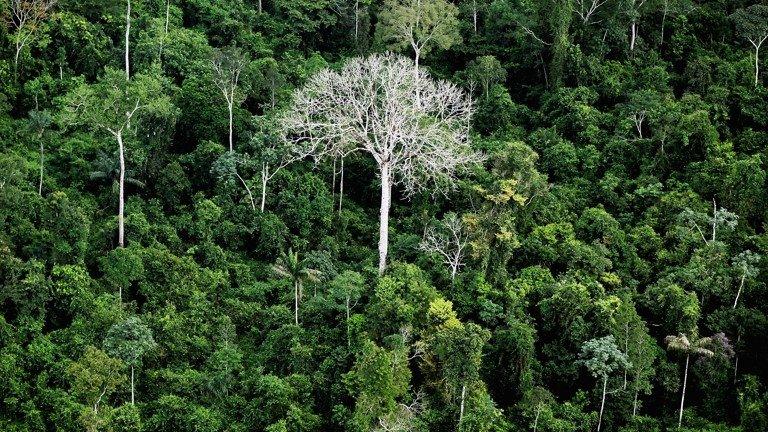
574,0 -> 607,25
5,0 -> 56,73
251,123 -> 303,213
419,212 -> 469,281
282,53 -> 480,275
212,46 -> 249,153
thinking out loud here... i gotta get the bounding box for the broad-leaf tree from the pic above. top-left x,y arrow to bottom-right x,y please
104,316 -> 157,405
59,68 -> 176,248
578,335 -> 630,432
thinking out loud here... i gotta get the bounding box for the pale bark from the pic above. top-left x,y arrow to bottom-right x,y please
632,388 -> 639,417
598,376 -> 607,432
228,104 -> 234,152
533,404 -> 541,432
260,167 -> 268,212
338,156 -> 345,212
678,354 -> 689,428
234,171 -> 256,211
130,364 -> 135,405
378,164 -> 392,275
125,0 -> 131,80
630,21 -> 637,51
733,274 -> 745,308
117,131 -> 126,248
458,383 -> 467,425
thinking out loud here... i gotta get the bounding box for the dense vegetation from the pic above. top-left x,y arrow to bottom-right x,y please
2,0 -> 768,431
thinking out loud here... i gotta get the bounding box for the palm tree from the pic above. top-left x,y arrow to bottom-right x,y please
90,150 -> 146,193
664,332 -> 721,429
273,248 -> 321,325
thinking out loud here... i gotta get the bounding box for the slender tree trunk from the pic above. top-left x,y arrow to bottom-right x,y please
598,375 -> 607,432
159,0 -> 170,61
14,42 -> 22,74
733,274 -> 745,308
623,323 -> 629,390
332,157 -> 337,203
678,354 -> 689,429
533,404 -> 541,432
228,103 -> 234,152
630,21 -> 637,51
234,172 -> 256,211
354,0 -> 359,42
459,383 -> 467,425
258,0 -> 262,13
633,388 -> 639,417
338,156 -> 344,212
125,0 -> 131,80
346,295 -> 351,346
734,334 -> 741,384
472,0 -> 478,33
378,163 -> 391,275
117,132 -> 126,248
260,168 -> 268,212
38,141 -> 44,196
130,364 -> 135,405
754,45 -> 760,87
294,280 -> 300,325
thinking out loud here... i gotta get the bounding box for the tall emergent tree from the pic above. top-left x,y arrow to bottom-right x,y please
731,5 -> 768,86
104,316 -> 157,405
664,332 -> 724,429
282,53 -> 479,274
4,0 -> 56,73
59,68 -> 175,248
578,335 -> 630,432
212,46 -> 249,153
273,248 -> 321,325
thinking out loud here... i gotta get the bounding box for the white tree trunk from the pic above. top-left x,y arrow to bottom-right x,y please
117,131 -> 126,248
378,163 -> 392,275
678,354 -> 689,429
598,376 -> 607,431
159,0 -> 170,60
755,45 -> 760,87
130,364 -> 135,405
633,388 -> 639,417
235,172 -> 256,211
630,21 -> 637,51
260,167 -> 268,212
533,404 -> 541,432
346,295 -> 351,346
459,383 -> 467,425
125,0 -> 131,80
228,103 -> 234,152
472,0 -> 478,33
734,274 -> 745,309
338,156 -> 344,212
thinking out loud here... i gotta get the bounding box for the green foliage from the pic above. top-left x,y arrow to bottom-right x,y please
2,1 -> 768,431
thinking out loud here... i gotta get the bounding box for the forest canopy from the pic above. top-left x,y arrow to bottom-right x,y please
1,0 -> 768,431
